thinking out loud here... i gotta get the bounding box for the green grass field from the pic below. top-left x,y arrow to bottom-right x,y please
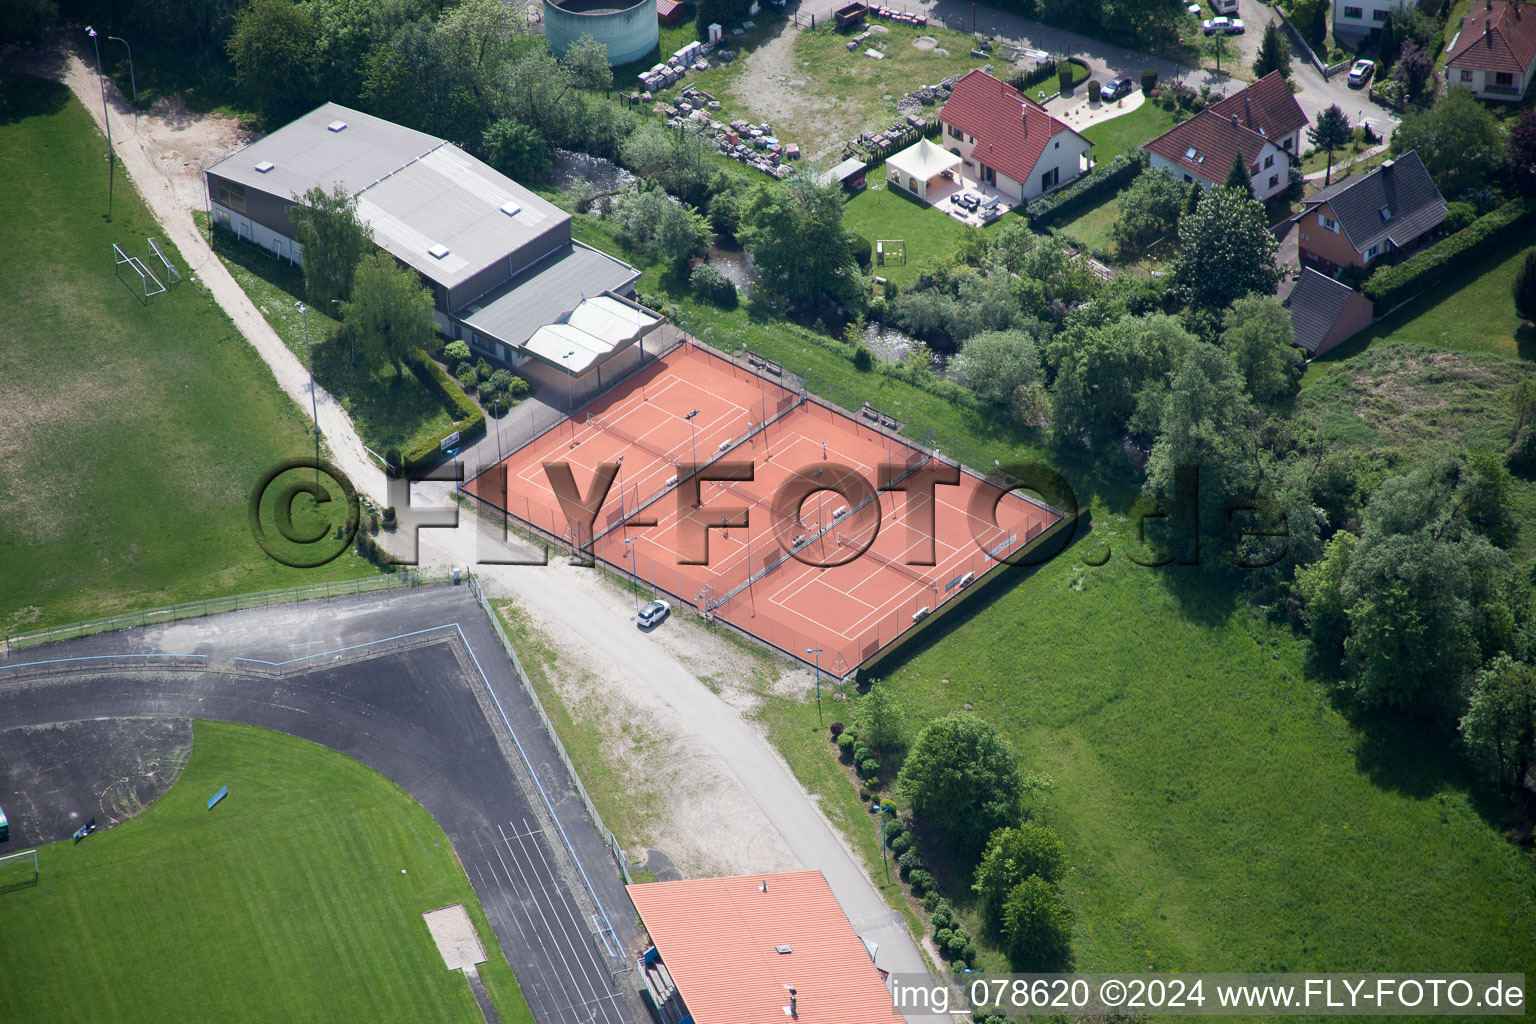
0,77 -> 376,635
0,720 -> 532,1024
842,183 -> 995,285
1306,239 -> 1536,371
1081,99 -> 1178,164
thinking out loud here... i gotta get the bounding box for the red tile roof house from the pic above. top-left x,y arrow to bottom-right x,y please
1141,72 -> 1308,202
936,69 -> 1092,205
1445,0 -> 1536,101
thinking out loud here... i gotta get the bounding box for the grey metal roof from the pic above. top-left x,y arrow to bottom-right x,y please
206,102 -> 569,289
1285,268 -> 1358,354
460,242 -> 640,348
818,158 -> 868,186
1302,151 -> 1445,255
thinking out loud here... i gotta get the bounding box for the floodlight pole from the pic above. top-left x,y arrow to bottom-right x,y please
107,36 -> 136,130
625,537 -> 640,612
685,409 -> 700,506
806,648 -> 824,723
564,350 -> 576,436
85,27 -> 113,222
297,302 -> 320,490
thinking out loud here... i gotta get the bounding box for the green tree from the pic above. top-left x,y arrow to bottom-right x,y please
1296,530 -> 1359,663
898,714 -> 1030,861
1204,28 -> 1234,75
226,0 -> 318,120
1307,104 -> 1352,187
0,0 -> 55,43
1507,111 -> 1536,196
1513,249 -> 1536,323
1391,40 -> 1432,101
1338,458 -> 1515,713
1172,186 -> 1280,309
289,184 -> 373,306
1002,876 -> 1073,969
1377,10 -> 1401,68
1180,176 -> 1204,221
342,252 -> 436,376
1252,21 -> 1292,79
1512,376 -> 1536,470
437,0 -> 524,101
360,22 -> 490,146
1461,655 -> 1536,798
1223,150 -> 1254,197
612,187 -> 709,275
1284,0 -> 1327,47
858,683 -> 904,759
1048,313 -> 1192,445
482,119 -> 551,182
1220,295 -> 1302,407
1111,167 -> 1186,250
974,825 -> 1066,929
950,329 -> 1045,407
562,34 -> 614,92
740,173 -> 865,318
1391,88 -> 1507,198
620,121 -> 711,204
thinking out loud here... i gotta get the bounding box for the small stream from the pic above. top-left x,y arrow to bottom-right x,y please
862,323 -> 920,364
706,241 -> 757,297
549,148 -> 636,194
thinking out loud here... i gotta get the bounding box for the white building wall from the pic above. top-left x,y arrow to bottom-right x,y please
1148,141 -> 1289,201
1332,0 -> 1413,37
211,202 -> 300,262
1447,61 -> 1532,100
1025,135 -> 1091,200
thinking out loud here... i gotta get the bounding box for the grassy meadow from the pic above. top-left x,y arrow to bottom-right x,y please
0,77 -> 376,635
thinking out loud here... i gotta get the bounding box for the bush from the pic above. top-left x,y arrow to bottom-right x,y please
837,732 -> 856,760
487,392 -> 510,415
399,348 -> 486,471
382,506 -> 397,525
849,232 -> 874,272
476,379 -> 497,403
920,890 -> 942,912
1058,66 -> 1073,92
853,741 -> 870,763
444,339 -> 471,363
489,369 -> 513,391
1087,79 -> 1101,103
690,262 -> 739,308
1363,198 -> 1536,309
1141,67 -> 1158,94
898,848 -> 925,872
1443,201 -> 1477,234
830,721 -> 845,739
930,901 -> 955,930
507,375 -> 530,399
884,817 -> 907,840
908,869 -> 935,895
936,928 -> 954,947
947,934 -> 969,959
859,757 -> 881,778
456,366 -> 477,392
1338,264 -> 1370,290
853,345 -> 874,371
474,357 -> 492,382
1026,152 -> 1145,226
890,833 -> 911,855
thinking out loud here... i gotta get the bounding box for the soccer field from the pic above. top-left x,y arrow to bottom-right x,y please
0,720 -> 533,1024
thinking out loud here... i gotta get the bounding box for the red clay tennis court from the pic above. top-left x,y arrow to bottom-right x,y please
466,340 -> 1061,676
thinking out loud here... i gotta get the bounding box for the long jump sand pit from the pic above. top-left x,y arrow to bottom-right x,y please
422,904 -> 488,972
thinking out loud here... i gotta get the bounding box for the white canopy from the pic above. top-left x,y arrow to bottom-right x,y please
886,138 -> 961,183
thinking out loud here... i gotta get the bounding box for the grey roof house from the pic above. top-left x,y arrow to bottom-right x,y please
1297,151 -> 1447,278
205,102 -> 660,384
1285,268 -> 1376,356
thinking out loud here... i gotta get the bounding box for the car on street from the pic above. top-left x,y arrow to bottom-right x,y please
1347,59 -> 1375,87
1101,77 -> 1134,101
1202,15 -> 1244,32
637,599 -> 672,629
1210,0 -> 1238,12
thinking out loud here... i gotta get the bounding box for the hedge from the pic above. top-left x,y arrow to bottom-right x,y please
400,347 -> 487,471
1362,198 -> 1536,310
1025,151 -> 1146,226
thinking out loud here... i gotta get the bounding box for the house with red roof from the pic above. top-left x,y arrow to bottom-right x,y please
1141,71 -> 1308,202
935,69 -> 1091,205
1445,0 -> 1536,100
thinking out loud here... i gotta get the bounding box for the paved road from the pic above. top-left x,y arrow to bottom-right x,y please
0,587 -> 645,1024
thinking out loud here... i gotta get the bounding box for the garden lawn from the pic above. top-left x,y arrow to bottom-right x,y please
0,720 -> 533,1024
1054,191 -> 1120,252
1081,99 -> 1178,163
207,222 -> 460,456
0,77 -> 376,635
842,182 -> 992,286
1305,237 -> 1536,373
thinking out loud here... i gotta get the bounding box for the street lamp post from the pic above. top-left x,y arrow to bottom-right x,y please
806,648 -> 824,723
85,27 -> 114,222
107,35 -> 136,130
878,801 -> 891,881
297,302 -> 320,490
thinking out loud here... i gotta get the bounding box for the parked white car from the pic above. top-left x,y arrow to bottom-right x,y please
1202,15 -> 1245,33
1347,59 -> 1375,87
637,599 -> 672,629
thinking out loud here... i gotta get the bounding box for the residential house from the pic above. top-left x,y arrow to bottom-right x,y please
1332,0 -> 1415,42
936,69 -> 1091,205
1285,268 -> 1376,355
206,102 -> 659,397
1444,0 -> 1536,101
1297,151 -> 1446,277
1142,72 -> 1308,202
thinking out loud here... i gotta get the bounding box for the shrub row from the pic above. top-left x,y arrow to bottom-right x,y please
1362,198 -> 1536,310
1025,151 -> 1146,227
400,347 -> 487,471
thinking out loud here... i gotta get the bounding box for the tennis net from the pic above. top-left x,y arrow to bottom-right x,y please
585,412 -> 681,465
835,532 -> 937,588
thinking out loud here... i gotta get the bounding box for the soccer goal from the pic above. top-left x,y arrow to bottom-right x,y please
147,237 -> 182,288
113,242 -> 166,304
0,848 -> 40,890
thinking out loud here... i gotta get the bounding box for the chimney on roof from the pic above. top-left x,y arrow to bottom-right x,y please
784,985 -> 798,1018
1381,158 -> 1394,174
760,879 -> 768,892
1487,18 -> 1493,42
1231,113 -> 1240,125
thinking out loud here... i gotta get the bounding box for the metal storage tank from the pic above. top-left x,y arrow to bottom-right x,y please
543,0 -> 660,67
